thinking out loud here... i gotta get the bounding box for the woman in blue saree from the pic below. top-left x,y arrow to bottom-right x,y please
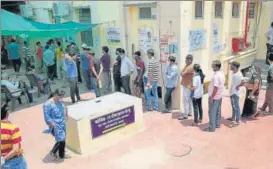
43,88 -> 67,160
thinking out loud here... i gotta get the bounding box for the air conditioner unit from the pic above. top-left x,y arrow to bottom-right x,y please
232,37 -> 245,54
20,4 -> 34,18
53,2 -> 70,17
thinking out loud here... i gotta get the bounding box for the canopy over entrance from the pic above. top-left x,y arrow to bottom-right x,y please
1,9 -> 99,39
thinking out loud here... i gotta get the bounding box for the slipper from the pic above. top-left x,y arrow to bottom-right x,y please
226,117 -> 235,121
204,127 -> 215,132
229,123 -> 239,128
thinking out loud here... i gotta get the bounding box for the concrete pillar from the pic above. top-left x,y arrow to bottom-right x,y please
174,1 -> 194,112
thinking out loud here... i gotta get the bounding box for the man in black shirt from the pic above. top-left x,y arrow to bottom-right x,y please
113,49 -> 122,92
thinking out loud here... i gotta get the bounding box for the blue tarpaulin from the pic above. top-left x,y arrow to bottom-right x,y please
1,9 -> 99,39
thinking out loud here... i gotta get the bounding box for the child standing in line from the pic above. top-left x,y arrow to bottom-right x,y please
191,64 -> 205,126
227,61 -> 245,127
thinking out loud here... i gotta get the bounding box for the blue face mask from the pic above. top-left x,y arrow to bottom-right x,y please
120,54 -> 125,59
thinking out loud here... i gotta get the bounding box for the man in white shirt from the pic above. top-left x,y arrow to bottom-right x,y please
227,61 -> 245,127
265,22 -> 273,65
205,60 -> 225,132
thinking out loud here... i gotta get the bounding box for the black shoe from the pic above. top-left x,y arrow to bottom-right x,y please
162,109 -> 171,114
178,117 -> 188,120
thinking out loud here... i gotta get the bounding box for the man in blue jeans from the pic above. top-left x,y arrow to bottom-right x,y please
89,52 -> 101,97
163,56 -> 178,113
227,61 -> 245,127
205,60 -> 225,132
80,44 -> 91,90
145,49 -> 160,111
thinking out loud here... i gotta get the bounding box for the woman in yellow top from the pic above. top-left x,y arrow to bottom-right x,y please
55,42 -> 65,80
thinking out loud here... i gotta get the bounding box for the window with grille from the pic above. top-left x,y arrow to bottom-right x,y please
139,7 -> 156,19
232,2 -> 240,18
79,8 -> 93,46
195,1 -> 203,18
249,3 -> 255,19
215,1 -> 223,18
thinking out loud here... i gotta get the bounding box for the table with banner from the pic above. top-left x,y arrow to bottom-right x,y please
66,92 -> 144,155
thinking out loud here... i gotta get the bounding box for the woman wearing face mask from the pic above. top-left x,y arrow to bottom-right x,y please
43,88 -> 67,160
241,63 -> 262,119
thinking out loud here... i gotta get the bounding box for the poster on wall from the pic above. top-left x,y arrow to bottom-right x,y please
189,29 -> 206,51
107,28 -> 121,43
160,33 -> 178,63
138,28 -> 152,52
212,23 -> 226,53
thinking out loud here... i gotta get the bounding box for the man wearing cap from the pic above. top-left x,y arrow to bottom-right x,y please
80,44 -> 92,90
1,103 -> 28,168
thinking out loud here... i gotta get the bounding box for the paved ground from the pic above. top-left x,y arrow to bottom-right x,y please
7,84 -> 273,169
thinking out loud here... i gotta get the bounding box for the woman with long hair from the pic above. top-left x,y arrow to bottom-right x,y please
43,88 -> 67,160
241,63 -> 262,119
191,64 -> 205,126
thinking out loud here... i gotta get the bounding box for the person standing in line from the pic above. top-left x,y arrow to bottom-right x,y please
89,52 -> 101,97
43,45 -> 55,82
80,44 -> 92,90
178,54 -> 194,120
133,51 -> 145,98
227,61 -> 245,128
69,42 -> 82,83
145,49 -> 160,111
204,60 -> 225,132
265,22 -> 273,65
99,46 -> 112,94
7,39 -> 21,73
55,42 -> 65,80
113,49 -> 122,92
259,53 -> 273,115
35,42 -> 43,73
43,89 -> 67,160
241,63 -> 262,119
163,56 -> 179,113
191,64 -> 205,125
120,48 -> 135,95
64,52 -> 81,104
1,103 -> 28,169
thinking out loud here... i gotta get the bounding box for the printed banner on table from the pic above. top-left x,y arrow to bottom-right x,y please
138,28 -> 152,52
189,29 -> 206,51
90,106 -> 135,139
107,28 -> 121,43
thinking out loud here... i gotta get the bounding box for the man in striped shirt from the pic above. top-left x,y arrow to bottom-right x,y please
145,49 -> 160,111
1,103 -> 27,169
22,41 -> 32,73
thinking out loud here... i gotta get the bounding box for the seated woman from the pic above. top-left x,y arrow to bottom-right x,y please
241,63 -> 262,119
27,65 -> 51,95
1,73 -> 33,103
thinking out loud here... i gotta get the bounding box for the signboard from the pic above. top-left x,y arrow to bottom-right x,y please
107,28 -> 121,43
138,28 -> 152,52
189,29 -> 206,51
90,106 -> 135,139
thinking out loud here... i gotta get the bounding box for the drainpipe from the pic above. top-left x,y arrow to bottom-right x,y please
244,0 -> 250,47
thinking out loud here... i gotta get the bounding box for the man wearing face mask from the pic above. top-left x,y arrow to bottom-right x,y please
205,60 -> 225,132
119,48 -> 135,95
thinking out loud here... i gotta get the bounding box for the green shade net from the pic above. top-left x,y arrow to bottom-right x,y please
1,9 -> 99,39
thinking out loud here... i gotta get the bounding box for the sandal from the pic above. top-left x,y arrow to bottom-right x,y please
204,127 -> 215,132
229,123 -> 239,128
226,117 -> 235,121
